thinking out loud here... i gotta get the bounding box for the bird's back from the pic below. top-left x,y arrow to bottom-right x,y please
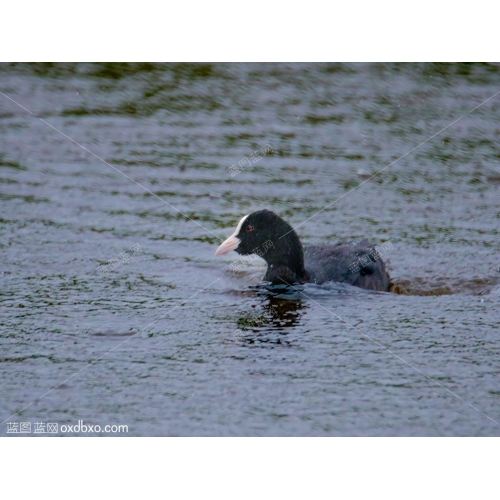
303,239 -> 391,291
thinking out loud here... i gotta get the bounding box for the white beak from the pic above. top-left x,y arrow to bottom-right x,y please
215,234 -> 241,255
215,214 -> 248,256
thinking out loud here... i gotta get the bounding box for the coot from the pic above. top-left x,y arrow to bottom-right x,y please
215,209 -> 391,291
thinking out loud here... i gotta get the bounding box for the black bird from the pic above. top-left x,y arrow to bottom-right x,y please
215,209 -> 391,292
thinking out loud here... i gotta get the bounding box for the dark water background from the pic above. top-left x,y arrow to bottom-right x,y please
1,63 -> 499,436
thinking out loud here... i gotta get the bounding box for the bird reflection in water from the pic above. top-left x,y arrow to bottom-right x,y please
233,296 -> 306,345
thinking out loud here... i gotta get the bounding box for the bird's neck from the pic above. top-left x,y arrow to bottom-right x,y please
262,231 -> 307,284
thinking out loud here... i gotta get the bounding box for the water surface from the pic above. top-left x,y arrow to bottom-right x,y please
1,63 -> 499,436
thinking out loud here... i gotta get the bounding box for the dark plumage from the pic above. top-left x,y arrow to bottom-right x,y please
215,209 -> 391,292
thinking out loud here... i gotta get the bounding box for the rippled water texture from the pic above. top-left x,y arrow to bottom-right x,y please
1,63 -> 499,436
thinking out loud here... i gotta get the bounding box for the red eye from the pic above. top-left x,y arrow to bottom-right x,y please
246,225 -> 254,232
